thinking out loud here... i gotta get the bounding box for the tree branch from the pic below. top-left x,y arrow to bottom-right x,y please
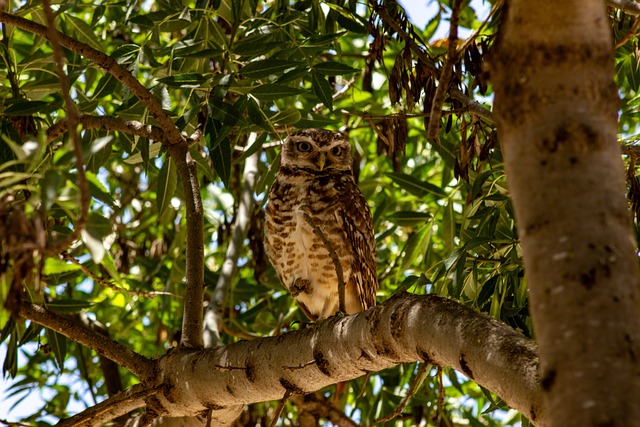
55,383 -> 158,427
427,0 -> 463,141
203,143 -> 260,348
40,0 -> 90,254
609,0 -> 640,15
154,293 -> 543,425
18,301 -> 155,380
47,115 -> 166,144
167,143 -> 204,348
370,1 -> 493,122
0,11 -> 185,145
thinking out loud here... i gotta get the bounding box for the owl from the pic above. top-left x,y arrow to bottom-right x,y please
264,129 -> 378,321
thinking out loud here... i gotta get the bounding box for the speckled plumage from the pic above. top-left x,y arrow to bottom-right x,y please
264,129 -> 378,321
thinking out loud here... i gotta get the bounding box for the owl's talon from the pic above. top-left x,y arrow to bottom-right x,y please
290,278 -> 311,296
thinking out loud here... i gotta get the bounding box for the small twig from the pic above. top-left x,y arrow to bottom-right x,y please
427,0 -> 463,142
41,0 -> 90,253
455,0 -> 502,56
616,16 -> 640,48
301,211 -> 346,314
62,253 -> 179,298
374,363 -> 429,424
270,390 -> 292,427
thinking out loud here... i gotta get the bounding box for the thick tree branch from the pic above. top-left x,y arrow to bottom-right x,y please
47,115 -> 166,144
203,144 -> 260,347
0,11 -> 185,145
153,293 -> 543,425
167,143 -> 204,348
18,301 -> 155,381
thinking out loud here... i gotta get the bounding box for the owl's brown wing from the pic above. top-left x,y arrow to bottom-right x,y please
339,178 -> 378,310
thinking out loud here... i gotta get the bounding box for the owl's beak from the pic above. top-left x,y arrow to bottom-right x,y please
317,152 -> 326,170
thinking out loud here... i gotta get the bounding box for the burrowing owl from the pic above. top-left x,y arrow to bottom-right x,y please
264,129 -> 378,321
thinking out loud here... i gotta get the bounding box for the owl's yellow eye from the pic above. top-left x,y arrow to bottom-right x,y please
331,147 -> 342,156
297,142 -> 312,152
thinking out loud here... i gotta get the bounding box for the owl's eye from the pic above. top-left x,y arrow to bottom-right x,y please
331,146 -> 342,156
297,142 -> 312,152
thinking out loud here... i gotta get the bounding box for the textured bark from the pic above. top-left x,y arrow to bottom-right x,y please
151,293 -> 542,425
492,1 -> 640,426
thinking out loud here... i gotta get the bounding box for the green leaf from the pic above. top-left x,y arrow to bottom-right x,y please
3,329 -> 17,378
43,258 -> 81,275
85,171 -> 117,208
207,127 -> 232,187
270,107 -> 301,125
47,299 -> 94,313
385,211 -> 432,226
45,328 -> 67,371
386,172 -> 448,198
240,59 -> 304,79
41,169 -> 62,211
156,156 -> 178,216
64,14 -> 104,52
3,100 -> 51,116
249,84 -> 305,101
158,73 -> 209,88
312,61 -> 358,76
311,71 -> 333,109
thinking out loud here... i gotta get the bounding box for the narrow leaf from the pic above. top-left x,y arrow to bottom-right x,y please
156,156 -> 178,215
312,61 -> 358,76
387,172 -> 448,198
250,84 -> 305,101
45,328 -> 67,371
158,73 -> 209,88
311,71 -> 333,109
240,59 -> 304,79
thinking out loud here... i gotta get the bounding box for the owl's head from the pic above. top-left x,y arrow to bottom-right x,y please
280,129 -> 352,172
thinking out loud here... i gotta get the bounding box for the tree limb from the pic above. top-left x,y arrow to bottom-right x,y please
167,143 -> 205,348
154,293 -> 543,425
609,0 -> 640,15
47,115 -> 166,144
55,383 -> 159,427
40,0 -> 90,254
203,143 -> 260,348
18,301 -> 155,380
0,11 -> 185,145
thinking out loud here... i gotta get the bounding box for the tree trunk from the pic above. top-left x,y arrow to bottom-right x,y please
492,1 -> 640,426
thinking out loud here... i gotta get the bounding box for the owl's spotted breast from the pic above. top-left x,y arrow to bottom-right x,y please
264,128 -> 378,321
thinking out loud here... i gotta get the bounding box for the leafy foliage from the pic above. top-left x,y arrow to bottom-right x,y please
0,0 -> 638,425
